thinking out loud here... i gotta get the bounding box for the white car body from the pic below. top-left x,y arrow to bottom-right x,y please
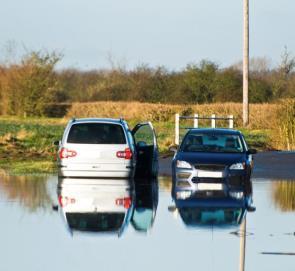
57,118 -> 158,178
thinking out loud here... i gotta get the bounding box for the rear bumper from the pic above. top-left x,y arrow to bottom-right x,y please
58,161 -> 135,178
59,169 -> 133,178
58,177 -> 132,187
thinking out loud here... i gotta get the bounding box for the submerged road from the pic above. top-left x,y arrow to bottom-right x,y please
159,151 -> 295,180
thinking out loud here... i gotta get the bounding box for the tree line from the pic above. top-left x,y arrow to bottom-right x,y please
0,49 -> 294,117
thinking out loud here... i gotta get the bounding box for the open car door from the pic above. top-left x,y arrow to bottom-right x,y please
132,122 -> 158,178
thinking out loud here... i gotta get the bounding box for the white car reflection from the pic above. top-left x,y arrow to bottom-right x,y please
57,178 -> 134,237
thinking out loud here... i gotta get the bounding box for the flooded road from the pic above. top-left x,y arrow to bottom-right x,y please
0,175 -> 294,271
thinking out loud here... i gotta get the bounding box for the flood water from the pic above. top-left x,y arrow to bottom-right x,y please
0,175 -> 294,271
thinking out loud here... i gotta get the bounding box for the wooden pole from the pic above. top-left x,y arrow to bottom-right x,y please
229,115 -> 234,128
243,0 -> 249,126
211,114 -> 216,128
194,114 -> 199,128
175,113 -> 179,145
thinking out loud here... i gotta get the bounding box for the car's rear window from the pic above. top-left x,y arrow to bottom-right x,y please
67,123 -> 126,144
66,213 -> 125,232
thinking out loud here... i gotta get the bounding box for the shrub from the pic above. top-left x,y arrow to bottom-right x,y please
274,99 -> 295,150
0,50 -> 63,117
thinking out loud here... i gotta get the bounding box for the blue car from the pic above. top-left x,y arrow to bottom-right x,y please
171,128 -> 257,202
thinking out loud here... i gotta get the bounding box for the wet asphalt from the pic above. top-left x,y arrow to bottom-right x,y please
159,151 -> 295,180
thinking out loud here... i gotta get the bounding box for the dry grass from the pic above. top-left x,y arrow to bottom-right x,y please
0,133 -> 14,144
273,99 -> 295,150
66,101 -> 282,151
67,101 -> 279,129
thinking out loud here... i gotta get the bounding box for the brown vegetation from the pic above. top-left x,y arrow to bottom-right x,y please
67,100 -> 295,151
0,173 -> 52,211
272,181 -> 295,212
67,101 -> 279,129
274,99 -> 295,150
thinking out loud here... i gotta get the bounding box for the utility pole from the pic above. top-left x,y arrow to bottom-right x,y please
243,0 -> 249,126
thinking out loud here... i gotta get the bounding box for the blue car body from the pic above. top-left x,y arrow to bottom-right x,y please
172,128 -> 255,201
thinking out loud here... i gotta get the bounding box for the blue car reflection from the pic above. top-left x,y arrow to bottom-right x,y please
173,194 -> 248,227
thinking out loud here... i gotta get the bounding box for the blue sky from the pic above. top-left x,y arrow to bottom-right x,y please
0,0 -> 294,70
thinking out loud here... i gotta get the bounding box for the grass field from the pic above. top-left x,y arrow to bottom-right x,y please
0,117 -> 65,174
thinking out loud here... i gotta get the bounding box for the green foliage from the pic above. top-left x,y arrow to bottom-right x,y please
249,78 -> 273,103
0,119 -> 64,159
213,68 -> 242,102
181,61 -> 218,103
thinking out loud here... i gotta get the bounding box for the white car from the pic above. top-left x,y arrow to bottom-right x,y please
56,118 -> 158,178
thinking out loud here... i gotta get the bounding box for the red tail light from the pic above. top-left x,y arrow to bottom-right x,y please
59,147 -> 77,159
116,148 -> 132,160
115,197 -> 132,209
58,196 -> 76,207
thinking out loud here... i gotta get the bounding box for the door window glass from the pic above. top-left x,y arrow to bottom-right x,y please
133,125 -> 154,146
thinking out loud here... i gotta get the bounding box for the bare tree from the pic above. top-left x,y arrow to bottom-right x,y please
279,46 -> 295,78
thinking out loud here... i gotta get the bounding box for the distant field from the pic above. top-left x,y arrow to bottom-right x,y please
0,100 -> 293,174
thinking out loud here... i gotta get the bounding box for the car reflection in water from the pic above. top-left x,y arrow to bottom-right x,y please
131,179 -> 158,233
57,177 -> 158,237
57,178 -> 134,237
170,178 -> 255,228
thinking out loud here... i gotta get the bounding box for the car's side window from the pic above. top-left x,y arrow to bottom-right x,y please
133,125 -> 154,146
240,135 -> 248,151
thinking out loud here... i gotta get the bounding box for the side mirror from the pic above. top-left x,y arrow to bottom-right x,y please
169,146 -> 178,153
168,205 -> 177,212
247,148 -> 257,155
54,140 -> 60,146
247,205 -> 256,212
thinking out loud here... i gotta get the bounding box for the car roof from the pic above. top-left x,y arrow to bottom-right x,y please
69,118 -> 126,125
187,128 -> 242,136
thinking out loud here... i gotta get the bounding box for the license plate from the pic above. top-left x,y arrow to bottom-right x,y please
197,183 -> 223,190
197,170 -> 223,178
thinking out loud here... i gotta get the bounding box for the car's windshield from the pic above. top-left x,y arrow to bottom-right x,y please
179,207 -> 243,226
180,133 -> 244,153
